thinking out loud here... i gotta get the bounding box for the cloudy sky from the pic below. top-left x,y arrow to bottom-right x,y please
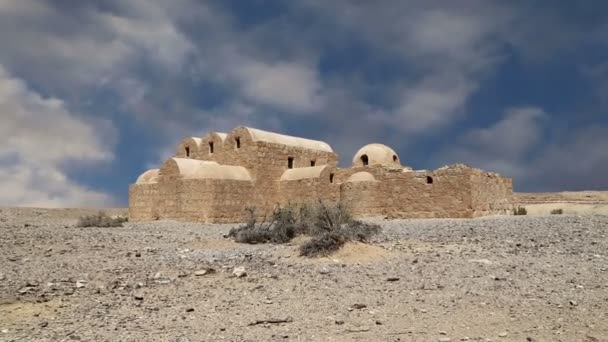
1,1 -> 607,207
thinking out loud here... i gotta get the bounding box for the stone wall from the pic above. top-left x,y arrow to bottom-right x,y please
470,168 -> 514,217
129,126 -> 514,223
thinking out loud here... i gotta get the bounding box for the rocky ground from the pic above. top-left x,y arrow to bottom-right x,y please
1,208 -> 607,342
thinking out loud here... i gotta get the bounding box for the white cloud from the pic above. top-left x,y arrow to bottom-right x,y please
434,106 -> 608,191
434,107 -> 546,179
234,60 -> 323,112
393,72 -> 478,133
0,65 -> 115,207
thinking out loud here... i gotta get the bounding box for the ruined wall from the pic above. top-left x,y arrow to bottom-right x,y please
377,167 -> 473,218
470,169 -> 514,217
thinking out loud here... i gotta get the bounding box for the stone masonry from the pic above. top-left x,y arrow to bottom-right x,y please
129,126 -> 514,223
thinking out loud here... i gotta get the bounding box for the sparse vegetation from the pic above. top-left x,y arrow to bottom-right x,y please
513,206 -> 527,216
77,211 -> 128,227
551,208 -> 564,215
227,201 -> 381,257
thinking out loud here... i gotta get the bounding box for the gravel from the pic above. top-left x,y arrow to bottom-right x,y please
1,208 -> 607,341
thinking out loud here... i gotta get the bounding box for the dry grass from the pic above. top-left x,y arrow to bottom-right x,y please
76,211 -> 128,228
513,206 -> 527,216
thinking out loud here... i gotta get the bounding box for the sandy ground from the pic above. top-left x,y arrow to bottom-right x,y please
1,208 -> 607,342
516,191 -> 608,216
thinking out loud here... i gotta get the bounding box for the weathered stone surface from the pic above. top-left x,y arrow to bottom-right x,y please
129,126 -> 513,223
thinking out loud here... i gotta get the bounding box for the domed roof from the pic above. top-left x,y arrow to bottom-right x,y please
136,169 -> 160,184
346,171 -> 376,182
352,143 -> 401,167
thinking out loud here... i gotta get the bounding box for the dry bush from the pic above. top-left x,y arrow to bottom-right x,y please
228,201 -> 382,257
227,207 -> 297,244
550,208 -> 564,215
513,206 -> 527,216
77,211 -> 128,228
299,233 -> 345,257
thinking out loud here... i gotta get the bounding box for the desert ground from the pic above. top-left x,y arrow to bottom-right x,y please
1,207 -> 607,342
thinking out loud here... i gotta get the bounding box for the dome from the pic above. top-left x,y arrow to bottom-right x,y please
346,171 -> 376,182
352,143 -> 401,167
136,169 -> 160,184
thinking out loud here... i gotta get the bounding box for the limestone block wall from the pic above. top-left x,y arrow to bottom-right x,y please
277,166 -> 340,206
340,179 -> 382,217
176,137 -> 202,159
128,184 -> 160,221
199,132 -> 227,163
375,167 -> 473,218
470,168 -> 514,216
129,126 -> 515,223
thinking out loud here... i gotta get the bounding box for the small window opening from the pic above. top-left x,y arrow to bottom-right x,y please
393,155 -> 398,162
235,137 -> 241,149
209,142 -> 214,154
310,160 -> 316,167
330,173 -> 334,183
361,154 -> 369,166
426,176 -> 434,184
185,147 -> 190,158
288,157 -> 294,169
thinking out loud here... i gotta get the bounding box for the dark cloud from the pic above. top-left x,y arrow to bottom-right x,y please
1,0 -> 608,206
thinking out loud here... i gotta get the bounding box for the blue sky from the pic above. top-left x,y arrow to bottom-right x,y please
1,1 -> 607,207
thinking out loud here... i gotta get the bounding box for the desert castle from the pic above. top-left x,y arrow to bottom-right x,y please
129,126 -> 514,223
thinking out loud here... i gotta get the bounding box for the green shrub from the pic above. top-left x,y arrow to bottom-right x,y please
513,206 -> 527,216
550,208 -> 563,215
228,201 -> 382,257
77,211 -> 128,227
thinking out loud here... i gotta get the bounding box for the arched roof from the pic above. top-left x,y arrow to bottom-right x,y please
280,165 -> 331,181
346,171 -> 376,182
165,158 -> 251,181
243,127 -> 334,153
352,143 -> 401,167
202,132 -> 227,142
136,169 -> 160,184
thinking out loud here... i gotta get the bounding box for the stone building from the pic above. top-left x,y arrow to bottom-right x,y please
129,126 -> 513,223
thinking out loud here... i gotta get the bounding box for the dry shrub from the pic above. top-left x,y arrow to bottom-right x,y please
228,201 -> 381,257
227,207 -> 297,244
513,206 -> 527,216
299,233 -> 345,257
550,208 -> 563,215
77,211 -> 128,227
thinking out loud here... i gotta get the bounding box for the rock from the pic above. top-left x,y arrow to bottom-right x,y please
185,308 -> 194,312
569,300 -> 578,306
194,270 -> 209,276
0,273 -> 5,281
318,267 -> 330,275
351,303 -> 367,310
386,277 -> 400,282
39,321 -> 48,328
133,292 -> 144,300
233,267 -> 247,278
153,272 -> 162,280
1,329 -> 8,334
498,332 -> 508,337
438,337 -> 451,342
75,280 -> 87,288
468,259 -> 492,265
